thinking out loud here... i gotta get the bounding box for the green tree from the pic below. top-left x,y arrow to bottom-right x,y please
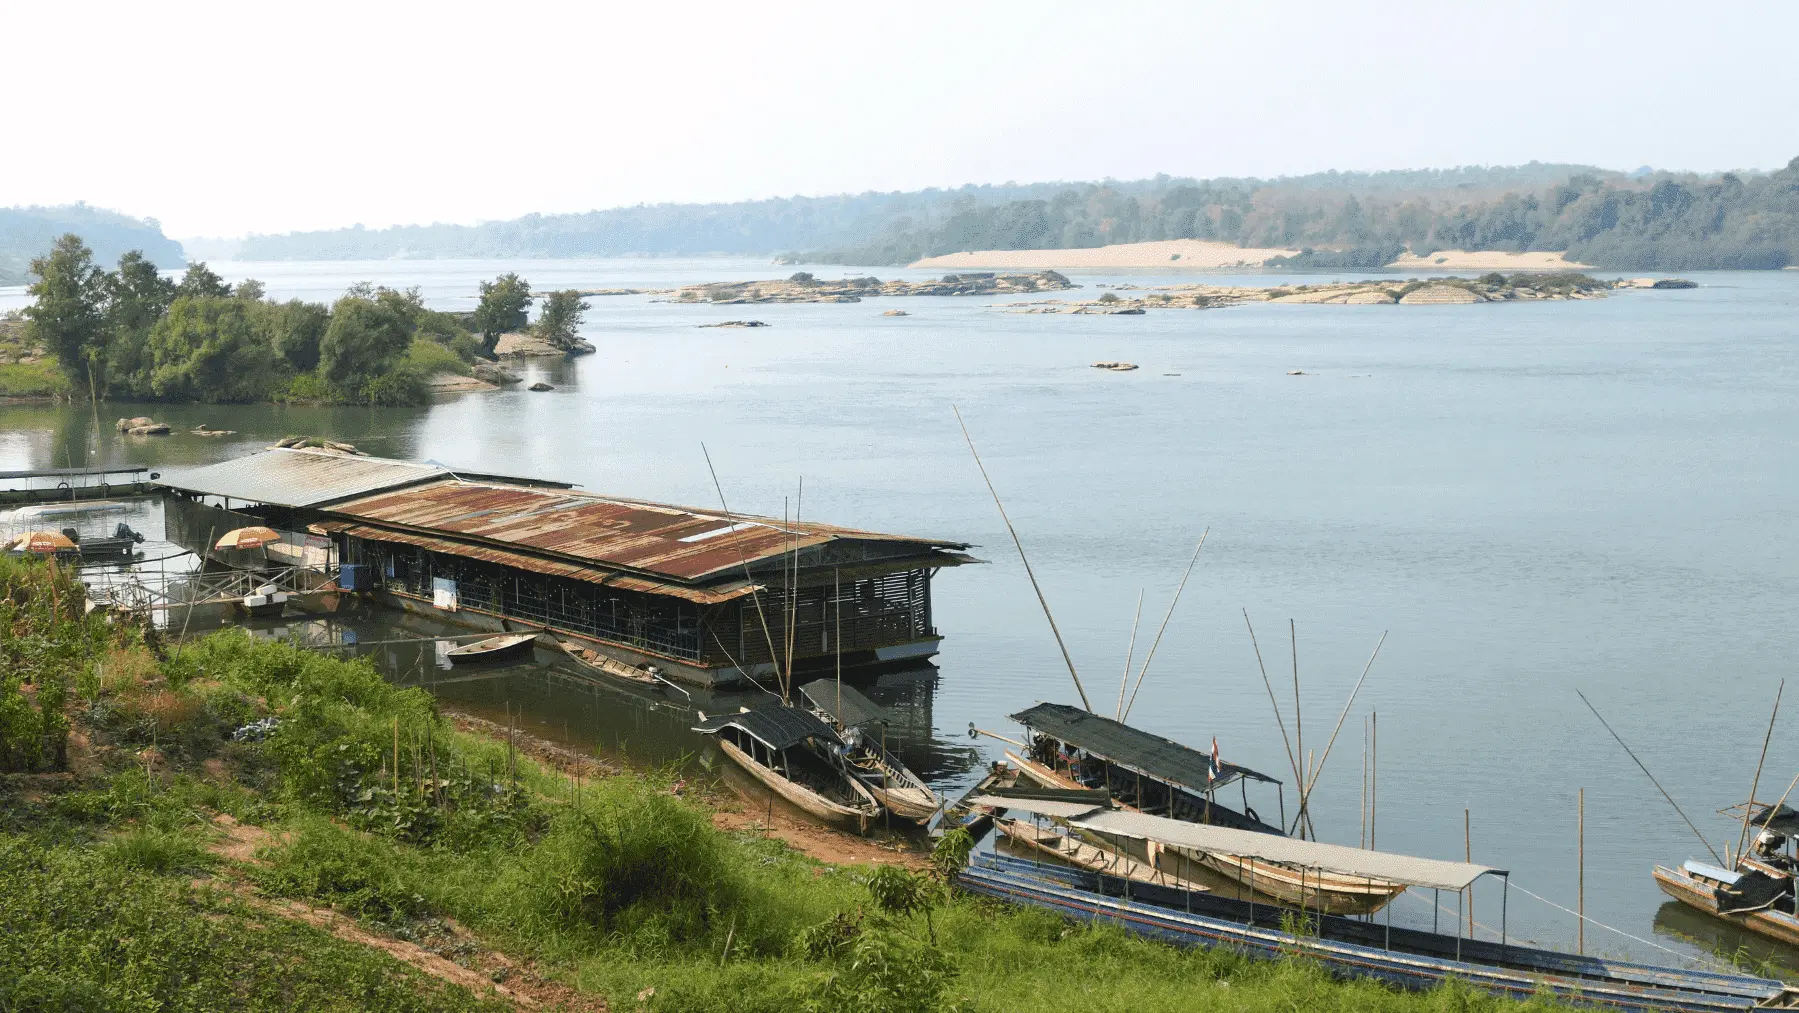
257,299 -> 330,372
103,250 -> 177,397
174,262 -> 232,299
234,278 -> 266,300
534,290 -> 589,351
23,234 -> 107,394
472,273 -> 531,356
146,296 -> 281,402
319,292 -> 417,399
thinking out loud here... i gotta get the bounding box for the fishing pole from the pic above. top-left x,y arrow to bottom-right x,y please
1121,529 -> 1209,724
1115,589 -> 1144,721
1576,688 -> 1723,866
1735,679 -> 1783,862
952,405 -> 1092,712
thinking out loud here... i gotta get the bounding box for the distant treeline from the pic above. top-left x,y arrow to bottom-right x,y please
0,205 -> 186,285
821,160 -> 1799,270
221,163 -> 1612,262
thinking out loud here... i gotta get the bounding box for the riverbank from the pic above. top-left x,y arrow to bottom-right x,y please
664,270 -> 1076,304
905,240 -> 1597,272
0,556 -> 1570,1011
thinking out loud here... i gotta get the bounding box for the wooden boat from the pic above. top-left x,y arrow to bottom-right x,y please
996,817 -> 1212,894
796,679 -> 942,824
965,853 -> 1798,1013
444,632 -> 537,664
1654,800 -> 1799,948
1006,734 -> 1405,915
938,761 -> 1025,838
559,640 -> 660,684
694,706 -> 882,833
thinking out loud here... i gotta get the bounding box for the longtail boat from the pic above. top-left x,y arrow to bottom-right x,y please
693,706 -> 881,833
1006,703 -> 1404,914
1655,799 -> 1799,948
797,679 -> 942,823
964,851 -> 1797,1013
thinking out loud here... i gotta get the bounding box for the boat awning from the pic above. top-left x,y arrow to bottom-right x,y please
967,795 -> 1105,819
797,679 -> 891,727
693,706 -> 842,751
1009,702 -> 1280,793
989,797 -> 1499,891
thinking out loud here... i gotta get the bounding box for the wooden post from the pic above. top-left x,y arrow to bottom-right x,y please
1371,711 -> 1377,850
1465,807 -> 1474,936
1578,787 -> 1585,955
1361,716 -> 1368,849
392,717 -> 400,794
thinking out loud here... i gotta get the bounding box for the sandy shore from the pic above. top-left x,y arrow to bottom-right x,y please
1387,250 -> 1591,271
910,239 -> 1298,270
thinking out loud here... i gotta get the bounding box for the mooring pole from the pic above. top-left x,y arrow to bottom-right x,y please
1578,787 -> 1586,955
1465,807 -> 1474,937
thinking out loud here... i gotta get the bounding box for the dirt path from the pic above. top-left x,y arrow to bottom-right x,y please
708,801 -> 929,870
206,817 -> 602,1011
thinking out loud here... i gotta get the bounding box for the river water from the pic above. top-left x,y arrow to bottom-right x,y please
4,259 -> 1798,970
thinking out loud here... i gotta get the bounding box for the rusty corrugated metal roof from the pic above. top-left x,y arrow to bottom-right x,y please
157,449 -> 448,508
324,479 -> 967,583
316,521 -> 761,605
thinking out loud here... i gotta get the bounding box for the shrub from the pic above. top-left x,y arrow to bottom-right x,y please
254,815 -> 431,925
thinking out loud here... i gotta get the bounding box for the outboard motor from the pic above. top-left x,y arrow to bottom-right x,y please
113,522 -> 144,544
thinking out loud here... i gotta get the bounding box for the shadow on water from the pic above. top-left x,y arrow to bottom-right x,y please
1652,900 -> 1799,979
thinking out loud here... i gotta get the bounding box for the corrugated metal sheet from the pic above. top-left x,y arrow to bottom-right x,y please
693,706 -> 842,751
1011,702 -> 1280,791
157,449 -> 447,508
315,521 -> 760,605
326,479 -> 968,582
798,679 -> 892,728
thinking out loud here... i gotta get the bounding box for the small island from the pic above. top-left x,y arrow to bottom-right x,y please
663,270 -> 1075,304
1007,273 -> 1693,314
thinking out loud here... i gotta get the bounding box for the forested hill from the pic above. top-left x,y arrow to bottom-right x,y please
224,158 -> 1799,270
0,205 -> 186,285
224,163 -> 1607,262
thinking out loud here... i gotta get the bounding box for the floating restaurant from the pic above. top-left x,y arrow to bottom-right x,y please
157,447 -> 975,686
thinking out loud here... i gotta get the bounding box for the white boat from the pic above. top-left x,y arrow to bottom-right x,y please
694,706 -> 882,833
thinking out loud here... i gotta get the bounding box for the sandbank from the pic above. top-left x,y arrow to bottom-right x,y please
1388,250 -> 1591,271
909,239 -> 1298,270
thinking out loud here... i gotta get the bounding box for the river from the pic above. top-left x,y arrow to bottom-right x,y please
4,259 -> 1797,970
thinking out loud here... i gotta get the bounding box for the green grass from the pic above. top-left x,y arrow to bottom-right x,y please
405,336 -> 474,376
0,358 -> 65,397
0,554 -> 1571,1013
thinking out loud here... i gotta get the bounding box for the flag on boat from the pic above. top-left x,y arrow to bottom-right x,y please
1210,736 -> 1221,781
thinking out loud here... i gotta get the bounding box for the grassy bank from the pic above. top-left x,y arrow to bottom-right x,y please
0,555 -> 1561,1011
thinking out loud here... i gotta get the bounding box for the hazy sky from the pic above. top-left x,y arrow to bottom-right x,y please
7,1 -> 1795,238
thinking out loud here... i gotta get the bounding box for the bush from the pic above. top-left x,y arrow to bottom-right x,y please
359,364 -> 429,406
105,826 -> 212,873
254,815 -> 432,925
0,359 -> 67,397
403,337 -> 471,377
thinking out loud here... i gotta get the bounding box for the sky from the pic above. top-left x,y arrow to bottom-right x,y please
6,0 -> 1796,239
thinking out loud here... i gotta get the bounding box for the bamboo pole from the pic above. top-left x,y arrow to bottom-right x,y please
1578,787 -> 1585,955
700,443 -> 785,703
1466,808 -> 1474,936
1736,679 -> 1784,865
1291,620 -> 1304,836
1370,710 -> 1377,850
1361,716 -> 1368,849
1116,590 -> 1144,721
1122,530 -> 1210,723
1295,631 -> 1388,831
953,405 -> 1092,711
1576,689 -> 1723,865
392,717 -> 400,795
1243,611 -> 1304,794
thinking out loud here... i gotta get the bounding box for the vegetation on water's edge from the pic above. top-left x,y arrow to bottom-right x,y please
17,237 -> 590,407
1,555 -> 1570,1011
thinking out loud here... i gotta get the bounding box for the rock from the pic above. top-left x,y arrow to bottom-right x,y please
1652,278 -> 1698,289
1344,290 -> 1397,304
1287,370 -> 1309,375
1398,285 -> 1482,305
568,339 -> 596,355
190,425 -> 235,436
1091,361 -> 1139,371
881,310 -> 909,317
493,332 -> 565,357
427,373 -> 499,394
274,436 -> 308,448
667,270 -> 1076,304
126,423 -> 170,435
472,362 -> 524,386
528,381 -> 554,392
116,416 -> 155,432
699,320 -> 769,328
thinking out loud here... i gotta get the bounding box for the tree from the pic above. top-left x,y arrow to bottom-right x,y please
146,296 -> 281,402
24,234 -> 107,395
234,278 -> 266,301
174,262 -> 232,300
472,273 -> 531,356
534,290 -> 589,351
103,250 -> 177,397
319,291 -> 417,398
257,299 -> 330,372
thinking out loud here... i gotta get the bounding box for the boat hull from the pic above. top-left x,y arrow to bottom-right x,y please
719,739 -> 878,834
1654,864 -> 1799,948
966,855 -> 1794,1013
445,633 -> 537,664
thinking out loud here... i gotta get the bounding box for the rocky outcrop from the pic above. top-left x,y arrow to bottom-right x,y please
1092,361 -> 1139,371
115,416 -> 170,436
273,436 -> 365,455
1398,285 -> 1482,305
666,270 -> 1076,304
494,333 -> 594,358
428,373 -> 499,394
472,362 -> 523,386
699,320 -> 768,328
528,381 -> 554,392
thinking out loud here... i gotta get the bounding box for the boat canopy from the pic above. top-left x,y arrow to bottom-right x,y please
798,679 -> 892,728
1009,702 -> 1280,793
980,795 -> 1500,891
1730,801 -> 1799,837
693,706 -> 842,752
